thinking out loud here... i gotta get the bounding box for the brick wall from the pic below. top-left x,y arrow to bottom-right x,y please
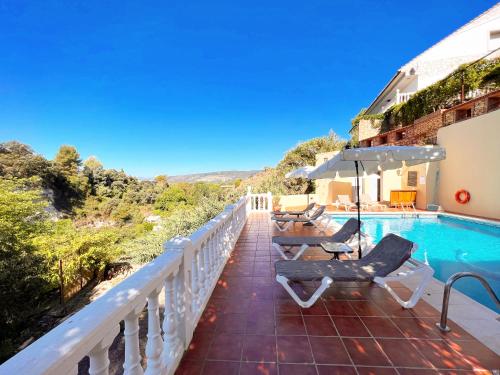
397,110 -> 444,145
358,90 -> 500,148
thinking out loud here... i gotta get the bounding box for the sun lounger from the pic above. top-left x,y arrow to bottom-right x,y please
272,218 -> 362,260
335,195 -> 367,211
272,203 -> 315,217
361,194 -> 386,211
275,233 -> 434,308
271,206 -> 330,232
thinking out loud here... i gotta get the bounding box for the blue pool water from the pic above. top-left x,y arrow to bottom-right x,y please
333,215 -> 500,312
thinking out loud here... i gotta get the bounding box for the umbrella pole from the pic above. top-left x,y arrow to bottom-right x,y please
355,161 -> 362,259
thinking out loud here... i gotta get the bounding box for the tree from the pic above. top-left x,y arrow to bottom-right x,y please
154,184 -> 192,213
0,141 -> 52,180
54,145 -> 81,176
0,179 -> 50,360
83,156 -> 103,171
154,175 -> 169,188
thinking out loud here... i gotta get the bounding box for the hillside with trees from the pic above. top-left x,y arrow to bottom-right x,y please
0,132 -> 344,362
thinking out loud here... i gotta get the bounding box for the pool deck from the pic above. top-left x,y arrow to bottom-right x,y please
176,212 -> 500,374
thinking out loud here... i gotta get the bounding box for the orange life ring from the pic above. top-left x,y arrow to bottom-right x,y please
455,190 -> 470,204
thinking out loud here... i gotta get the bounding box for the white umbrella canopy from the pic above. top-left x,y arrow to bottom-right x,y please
285,166 -> 315,179
308,146 -> 446,179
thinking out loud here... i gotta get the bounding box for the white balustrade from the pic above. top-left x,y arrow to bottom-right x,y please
247,189 -> 273,212
396,89 -> 415,104
0,194 -> 252,375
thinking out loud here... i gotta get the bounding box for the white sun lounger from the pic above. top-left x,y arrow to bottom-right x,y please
335,195 -> 367,211
361,193 -> 386,211
275,233 -> 434,308
271,206 -> 330,232
272,202 -> 315,217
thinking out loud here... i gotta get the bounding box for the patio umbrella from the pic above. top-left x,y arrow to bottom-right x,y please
285,166 -> 315,179
308,145 -> 446,258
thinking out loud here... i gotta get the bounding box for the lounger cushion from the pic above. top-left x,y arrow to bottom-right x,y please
275,233 -> 413,282
275,260 -> 374,281
272,218 -> 360,246
272,216 -> 311,223
273,236 -> 332,246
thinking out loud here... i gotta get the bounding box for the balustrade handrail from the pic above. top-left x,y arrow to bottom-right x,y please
0,195 -> 251,375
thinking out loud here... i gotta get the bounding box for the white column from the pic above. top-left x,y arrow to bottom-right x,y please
145,288 -> 163,375
162,272 -> 183,371
89,325 -> 120,375
164,237 -> 190,348
123,304 -> 145,375
267,191 -> 272,211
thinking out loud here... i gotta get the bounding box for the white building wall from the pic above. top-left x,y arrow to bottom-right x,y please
402,5 -> 500,87
368,4 -> 500,115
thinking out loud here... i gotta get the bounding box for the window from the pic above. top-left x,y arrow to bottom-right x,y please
407,171 -> 418,187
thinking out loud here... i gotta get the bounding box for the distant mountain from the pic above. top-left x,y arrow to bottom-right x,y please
168,170 -> 260,184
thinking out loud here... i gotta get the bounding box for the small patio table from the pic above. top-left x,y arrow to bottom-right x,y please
320,242 -> 354,260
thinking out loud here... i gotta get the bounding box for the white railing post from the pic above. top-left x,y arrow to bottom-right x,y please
164,237 -> 191,350
267,191 -> 273,211
162,271 -> 183,373
145,287 -> 163,375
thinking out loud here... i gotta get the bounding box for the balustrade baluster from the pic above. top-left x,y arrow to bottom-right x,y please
191,250 -> 200,313
123,304 -> 146,375
162,272 -> 183,371
203,240 -> 211,289
89,325 -> 120,375
216,228 -> 223,269
198,245 -> 207,301
209,234 -> 216,278
145,287 -> 163,375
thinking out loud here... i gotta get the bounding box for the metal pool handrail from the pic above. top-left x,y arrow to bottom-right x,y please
436,272 -> 500,332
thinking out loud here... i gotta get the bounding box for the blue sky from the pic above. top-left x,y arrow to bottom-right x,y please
0,1 -> 497,177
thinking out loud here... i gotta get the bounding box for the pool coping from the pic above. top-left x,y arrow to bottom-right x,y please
328,209 -> 500,227
326,212 -> 500,354
439,212 -> 500,228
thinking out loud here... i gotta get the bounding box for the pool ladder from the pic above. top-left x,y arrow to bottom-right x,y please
436,272 -> 500,332
400,202 -> 418,218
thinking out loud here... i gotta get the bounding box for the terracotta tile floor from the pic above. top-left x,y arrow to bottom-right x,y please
176,213 -> 500,375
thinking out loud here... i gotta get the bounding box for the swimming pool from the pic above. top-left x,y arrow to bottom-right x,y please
333,214 -> 500,312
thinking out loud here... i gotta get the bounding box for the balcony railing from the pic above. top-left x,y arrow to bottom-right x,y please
396,89 -> 415,104
0,195 -> 252,375
247,189 -> 273,211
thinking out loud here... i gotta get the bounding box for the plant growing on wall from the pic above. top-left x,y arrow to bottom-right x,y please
378,58 -> 500,132
351,58 -> 500,134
